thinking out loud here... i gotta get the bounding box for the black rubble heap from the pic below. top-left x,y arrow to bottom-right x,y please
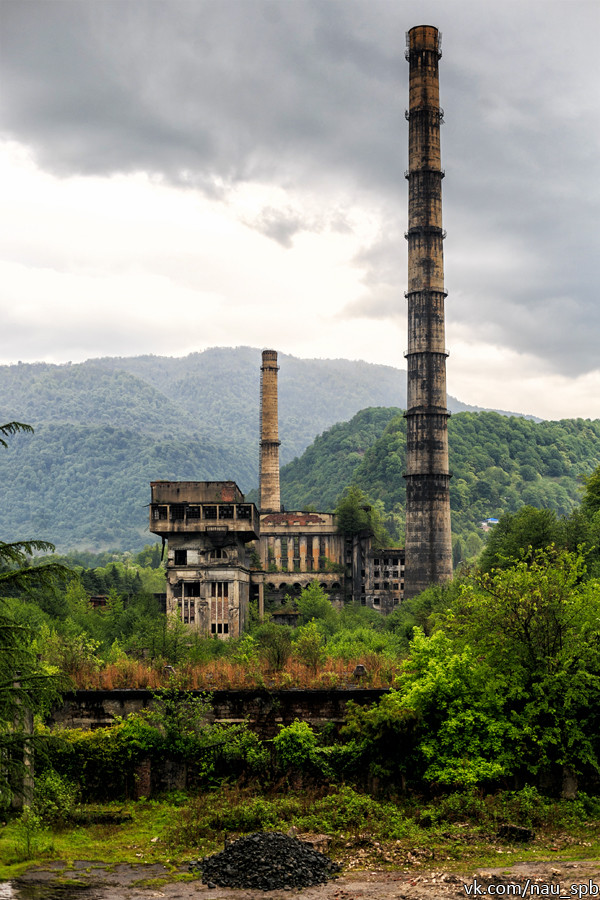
190,831 -> 341,890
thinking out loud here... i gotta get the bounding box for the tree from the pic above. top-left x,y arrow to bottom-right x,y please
0,423 -> 70,807
254,623 -> 292,672
346,548 -> 600,792
445,548 -> 600,789
295,582 -> 337,629
581,464 -> 600,518
479,505 -> 564,572
292,621 -> 327,673
334,485 -> 392,548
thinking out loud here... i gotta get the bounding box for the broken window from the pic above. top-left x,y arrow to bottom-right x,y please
237,505 -> 252,520
210,582 -> 230,638
152,506 -> 168,520
187,506 -> 201,519
210,548 -> 228,560
174,549 -> 187,566
170,504 -> 185,521
204,506 -> 217,519
184,582 -> 200,597
219,505 -> 234,520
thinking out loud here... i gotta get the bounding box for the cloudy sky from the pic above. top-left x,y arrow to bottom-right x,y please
1,0 -> 599,420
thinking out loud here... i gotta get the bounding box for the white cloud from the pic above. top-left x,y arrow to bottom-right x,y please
1,1 -> 599,420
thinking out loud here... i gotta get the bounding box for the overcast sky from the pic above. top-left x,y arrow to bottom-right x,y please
1,0 -> 599,420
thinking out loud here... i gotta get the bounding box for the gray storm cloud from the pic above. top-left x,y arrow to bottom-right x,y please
1,0 -> 599,376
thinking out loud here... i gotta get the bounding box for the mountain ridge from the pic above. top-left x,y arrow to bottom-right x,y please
0,347 -> 551,551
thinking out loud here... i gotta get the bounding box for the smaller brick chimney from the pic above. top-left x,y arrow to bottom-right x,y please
259,349 -> 281,512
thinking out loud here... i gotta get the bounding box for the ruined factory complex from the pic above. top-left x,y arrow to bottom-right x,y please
149,25 -> 452,637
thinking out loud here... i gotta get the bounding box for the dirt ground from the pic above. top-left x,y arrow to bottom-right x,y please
8,858 -> 600,900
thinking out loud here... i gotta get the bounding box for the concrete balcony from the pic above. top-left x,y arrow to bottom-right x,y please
150,500 -> 259,541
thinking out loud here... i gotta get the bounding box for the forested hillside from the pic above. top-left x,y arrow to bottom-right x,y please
0,348 -> 484,462
279,409 -> 600,555
0,348 -> 484,551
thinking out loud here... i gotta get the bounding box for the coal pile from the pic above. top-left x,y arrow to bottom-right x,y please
190,831 -> 341,890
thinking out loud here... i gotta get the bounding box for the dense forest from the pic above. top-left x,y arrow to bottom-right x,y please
0,349 -> 504,551
279,408 -> 600,557
0,347 -> 480,464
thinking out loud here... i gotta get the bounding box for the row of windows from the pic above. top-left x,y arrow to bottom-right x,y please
153,504 -> 252,522
360,597 -> 401,607
373,582 -> 403,592
174,548 -> 228,565
180,584 -> 229,633
265,582 -> 342,593
373,557 -> 402,566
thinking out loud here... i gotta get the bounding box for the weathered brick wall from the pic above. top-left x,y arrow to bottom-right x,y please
50,688 -> 388,738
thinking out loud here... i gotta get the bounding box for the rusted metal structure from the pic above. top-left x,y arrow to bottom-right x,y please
259,349 -> 281,513
403,25 -> 453,597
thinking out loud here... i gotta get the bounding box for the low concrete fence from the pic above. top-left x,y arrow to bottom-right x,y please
50,688 -> 388,738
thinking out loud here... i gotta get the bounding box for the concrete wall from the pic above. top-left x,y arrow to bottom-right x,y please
50,688 -> 387,739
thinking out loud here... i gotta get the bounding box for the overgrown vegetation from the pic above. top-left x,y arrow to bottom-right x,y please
2,414 -> 600,881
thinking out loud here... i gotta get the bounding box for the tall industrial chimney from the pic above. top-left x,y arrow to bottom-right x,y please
259,349 -> 281,512
403,25 -> 453,597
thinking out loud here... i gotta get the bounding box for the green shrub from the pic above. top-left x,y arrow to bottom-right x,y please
32,770 -> 79,827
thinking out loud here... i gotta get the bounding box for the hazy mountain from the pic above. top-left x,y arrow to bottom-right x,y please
0,347 -> 538,551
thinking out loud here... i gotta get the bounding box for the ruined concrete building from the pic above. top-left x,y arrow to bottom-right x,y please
403,25 -> 453,597
149,481 -> 259,637
150,350 -> 405,636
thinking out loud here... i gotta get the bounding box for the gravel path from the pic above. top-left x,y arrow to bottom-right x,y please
5,858 -> 600,900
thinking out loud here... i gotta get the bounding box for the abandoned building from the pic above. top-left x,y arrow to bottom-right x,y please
149,480 -> 260,638
149,350 -> 405,637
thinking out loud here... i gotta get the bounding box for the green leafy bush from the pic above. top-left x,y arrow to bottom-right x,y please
32,770 -> 79,827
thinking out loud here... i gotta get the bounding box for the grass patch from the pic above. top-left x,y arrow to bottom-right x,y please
1,787 -> 599,882
0,798 -> 189,881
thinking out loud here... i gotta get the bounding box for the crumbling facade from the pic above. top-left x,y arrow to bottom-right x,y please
403,25 -> 453,597
149,481 -> 259,638
150,348 -> 405,635
254,351 -> 404,616
257,510 -> 345,608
